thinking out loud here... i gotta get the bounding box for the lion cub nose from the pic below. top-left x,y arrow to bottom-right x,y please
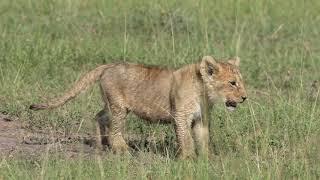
241,96 -> 247,102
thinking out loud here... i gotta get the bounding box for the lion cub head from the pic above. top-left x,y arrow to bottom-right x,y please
200,56 -> 247,111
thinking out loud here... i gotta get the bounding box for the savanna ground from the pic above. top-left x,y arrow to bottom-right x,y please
0,0 -> 320,179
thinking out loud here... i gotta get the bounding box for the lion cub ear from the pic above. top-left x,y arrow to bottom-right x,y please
228,56 -> 240,67
200,56 -> 220,77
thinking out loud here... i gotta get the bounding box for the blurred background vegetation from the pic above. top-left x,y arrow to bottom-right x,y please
0,0 -> 319,179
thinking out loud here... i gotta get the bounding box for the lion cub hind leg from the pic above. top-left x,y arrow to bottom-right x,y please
95,109 -> 111,150
109,105 -> 129,154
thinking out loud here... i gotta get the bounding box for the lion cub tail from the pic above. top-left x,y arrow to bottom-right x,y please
30,64 -> 112,111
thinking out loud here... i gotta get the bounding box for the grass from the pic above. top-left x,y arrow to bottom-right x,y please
0,0 -> 320,179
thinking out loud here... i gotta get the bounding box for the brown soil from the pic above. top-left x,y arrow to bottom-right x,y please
0,112 -> 174,159
0,112 -> 98,158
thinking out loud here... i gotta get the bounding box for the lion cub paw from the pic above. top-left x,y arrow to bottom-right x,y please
111,138 -> 129,155
178,151 -> 196,160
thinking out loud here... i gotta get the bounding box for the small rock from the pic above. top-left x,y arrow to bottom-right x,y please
0,113 -> 14,121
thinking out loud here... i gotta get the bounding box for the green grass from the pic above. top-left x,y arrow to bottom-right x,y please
1,0 -> 320,179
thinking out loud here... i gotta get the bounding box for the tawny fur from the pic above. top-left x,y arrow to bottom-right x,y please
30,56 -> 247,159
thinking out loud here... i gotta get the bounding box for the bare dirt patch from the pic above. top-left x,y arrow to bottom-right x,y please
0,112 -> 97,158
0,112 -> 174,159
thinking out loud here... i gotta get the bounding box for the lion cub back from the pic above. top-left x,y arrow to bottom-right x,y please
100,63 -> 175,122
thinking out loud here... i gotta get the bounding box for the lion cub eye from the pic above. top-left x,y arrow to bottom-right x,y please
229,81 -> 237,86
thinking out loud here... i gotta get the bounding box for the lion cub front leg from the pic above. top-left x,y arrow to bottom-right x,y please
192,120 -> 209,157
174,111 -> 196,159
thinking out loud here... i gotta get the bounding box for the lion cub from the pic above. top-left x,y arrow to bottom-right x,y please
30,56 -> 247,159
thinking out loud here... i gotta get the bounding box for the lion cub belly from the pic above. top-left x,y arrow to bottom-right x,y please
131,107 -> 173,123
127,90 -> 173,123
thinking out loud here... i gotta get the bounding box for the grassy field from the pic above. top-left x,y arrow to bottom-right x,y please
1,0 -> 320,179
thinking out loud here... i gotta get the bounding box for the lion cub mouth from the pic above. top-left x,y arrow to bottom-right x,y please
225,100 -> 237,111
